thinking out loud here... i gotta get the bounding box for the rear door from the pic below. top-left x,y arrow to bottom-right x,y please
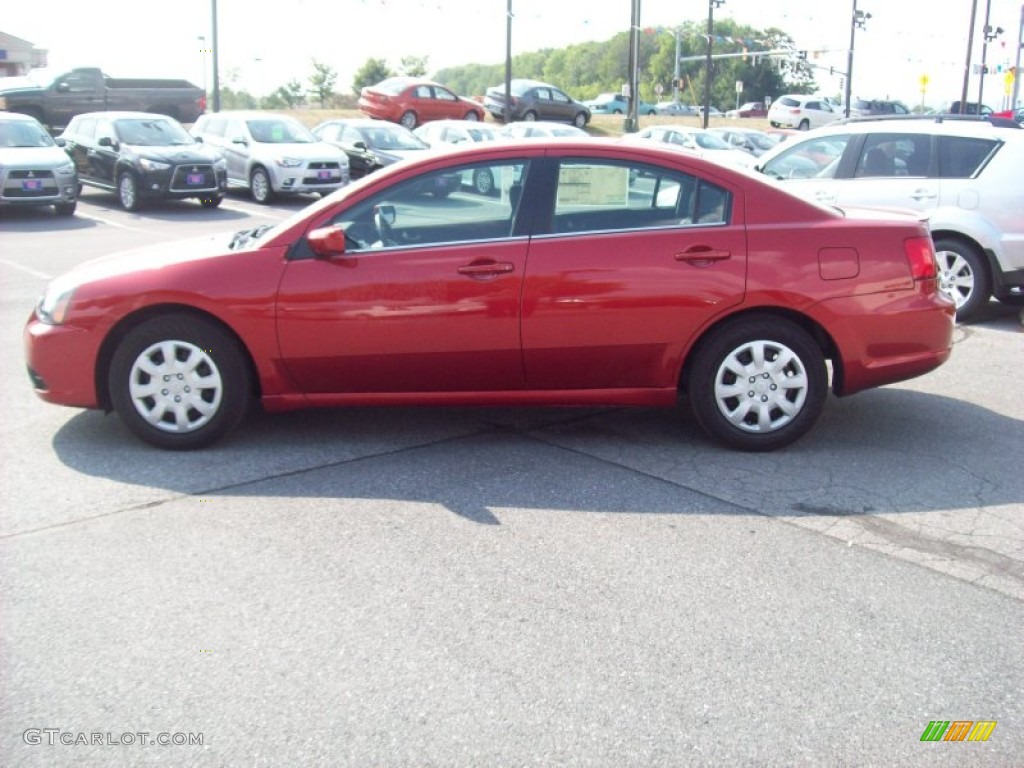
520,157 -> 747,390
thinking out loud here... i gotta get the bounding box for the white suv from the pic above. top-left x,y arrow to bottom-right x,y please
755,116 -> 1024,320
767,95 -> 840,131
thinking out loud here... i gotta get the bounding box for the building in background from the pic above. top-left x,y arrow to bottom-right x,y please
0,31 -> 48,77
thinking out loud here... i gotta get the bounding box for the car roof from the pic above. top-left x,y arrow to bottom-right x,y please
803,115 -> 1023,137
69,111 -> 184,121
197,111 -> 302,120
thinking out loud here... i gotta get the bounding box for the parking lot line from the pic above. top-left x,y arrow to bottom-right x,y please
74,211 -> 157,233
0,257 -> 52,281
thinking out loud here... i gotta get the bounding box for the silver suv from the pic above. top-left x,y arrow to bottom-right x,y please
755,116 -> 1024,320
0,112 -> 78,216
191,111 -> 349,203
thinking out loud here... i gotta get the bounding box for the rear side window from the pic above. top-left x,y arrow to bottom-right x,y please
855,134 -> 930,177
551,160 -> 731,233
936,136 -> 999,178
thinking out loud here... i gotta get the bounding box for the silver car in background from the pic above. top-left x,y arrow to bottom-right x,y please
0,111 -> 78,216
190,111 -> 349,203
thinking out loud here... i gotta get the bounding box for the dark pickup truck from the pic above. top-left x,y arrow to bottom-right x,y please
0,67 -> 206,133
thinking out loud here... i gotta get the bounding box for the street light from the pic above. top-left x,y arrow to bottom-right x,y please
844,1 -> 871,117
197,36 -> 208,98
703,0 -> 725,129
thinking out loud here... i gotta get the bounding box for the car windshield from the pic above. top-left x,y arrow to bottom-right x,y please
746,133 -> 776,150
114,118 -> 193,146
0,119 -> 55,148
363,126 -> 428,150
247,119 -> 315,144
693,132 -> 731,150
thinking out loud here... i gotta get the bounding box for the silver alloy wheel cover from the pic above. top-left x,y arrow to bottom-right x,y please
474,169 -> 493,194
712,339 -> 809,433
935,248 -> 973,309
251,170 -> 270,202
119,175 -> 136,208
128,340 -> 223,433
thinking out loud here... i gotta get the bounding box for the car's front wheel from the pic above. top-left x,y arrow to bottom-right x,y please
108,315 -> 252,450
118,172 -> 141,211
249,166 -> 274,204
463,111 -> 480,121
934,236 -> 991,322
472,168 -> 494,195
523,110 -> 538,122
687,317 -> 827,451
573,112 -> 588,128
54,201 -> 76,216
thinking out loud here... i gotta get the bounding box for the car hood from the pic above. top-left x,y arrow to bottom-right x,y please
0,146 -> 74,168
123,144 -> 223,163
0,82 -> 43,97
374,147 -> 429,164
250,141 -> 343,159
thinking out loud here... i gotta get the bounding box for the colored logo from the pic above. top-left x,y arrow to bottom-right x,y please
920,721 -> 997,742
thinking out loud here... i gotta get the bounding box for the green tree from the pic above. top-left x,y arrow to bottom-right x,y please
308,59 -> 338,109
399,55 -> 429,77
351,57 -> 395,95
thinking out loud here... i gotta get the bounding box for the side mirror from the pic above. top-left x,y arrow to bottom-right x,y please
307,225 -> 348,258
352,140 -> 368,150
54,137 -> 67,148
97,136 -> 116,149
194,135 -> 204,143
56,82 -> 71,93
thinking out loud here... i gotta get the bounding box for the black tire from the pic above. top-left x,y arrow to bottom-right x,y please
199,195 -> 223,209
117,171 -> 141,211
613,109 -> 623,115
798,119 -> 811,131
54,201 -> 76,216
523,110 -> 538,122
399,110 -> 418,130
472,168 -> 494,195
687,317 -> 827,451
933,236 -> 991,322
463,111 -> 480,121
573,112 -> 588,129
108,315 -> 252,450
249,166 -> 274,204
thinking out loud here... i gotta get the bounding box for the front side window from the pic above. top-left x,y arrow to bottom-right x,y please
328,161 -> 529,252
433,87 -> 457,102
551,160 -> 730,233
761,135 -> 851,180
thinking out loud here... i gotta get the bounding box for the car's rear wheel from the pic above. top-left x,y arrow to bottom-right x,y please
688,317 -> 827,451
573,112 -> 588,128
199,195 -> 223,209
109,315 -> 251,450
472,168 -> 494,195
523,111 -> 538,122
463,111 -> 480,121
934,236 -> 991,322
118,171 -> 141,211
399,110 -> 418,129
798,119 -> 811,130
54,201 -> 76,216
249,166 -> 274,204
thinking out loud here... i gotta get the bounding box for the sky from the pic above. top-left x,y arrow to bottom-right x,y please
3,0 -> 1022,109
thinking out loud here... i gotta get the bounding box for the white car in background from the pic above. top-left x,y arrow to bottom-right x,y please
755,115 -> 1024,319
628,124 -> 758,168
767,95 -> 841,131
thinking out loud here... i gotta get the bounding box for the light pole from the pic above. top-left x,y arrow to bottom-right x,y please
704,0 -> 725,129
210,0 -> 220,112
844,1 -> 871,117
624,0 -> 641,132
961,0 -> 981,111
504,0 -> 512,124
978,0 -> 1004,111
197,36 -> 208,99
669,27 -> 683,104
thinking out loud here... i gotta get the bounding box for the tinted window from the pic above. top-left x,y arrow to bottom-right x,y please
936,136 -> 998,178
329,161 -> 529,252
855,134 -> 930,177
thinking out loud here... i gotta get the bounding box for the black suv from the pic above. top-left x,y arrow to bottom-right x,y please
483,79 -> 590,128
60,111 -> 227,210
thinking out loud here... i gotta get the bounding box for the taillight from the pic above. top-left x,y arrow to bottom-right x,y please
198,94 -> 207,112
904,236 -> 937,280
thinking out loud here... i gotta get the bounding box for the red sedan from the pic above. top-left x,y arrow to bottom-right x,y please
358,77 -> 485,130
24,139 -> 954,451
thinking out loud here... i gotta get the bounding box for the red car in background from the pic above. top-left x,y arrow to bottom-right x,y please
726,101 -> 768,118
24,139 -> 954,452
358,77 -> 484,130
992,107 -> 1023,124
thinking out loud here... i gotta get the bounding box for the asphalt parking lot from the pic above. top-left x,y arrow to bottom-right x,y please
1,189 -> 1022,766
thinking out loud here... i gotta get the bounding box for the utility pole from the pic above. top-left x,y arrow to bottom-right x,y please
211,0 -> 220,112
961,0 -> 980,110
504,0 -> 512,123
624,0 -> 641,132
1013,3 -> 1023,108
704,0 -> 724,129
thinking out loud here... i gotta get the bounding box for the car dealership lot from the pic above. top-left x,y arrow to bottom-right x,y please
1,192 -> 1022,765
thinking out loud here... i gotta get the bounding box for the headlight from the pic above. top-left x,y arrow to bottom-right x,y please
55,162 -> 76,177
36,282 -> 77,325
138,158 -> 171,171
275,157 -> 303,168
0,96 -> 6,109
